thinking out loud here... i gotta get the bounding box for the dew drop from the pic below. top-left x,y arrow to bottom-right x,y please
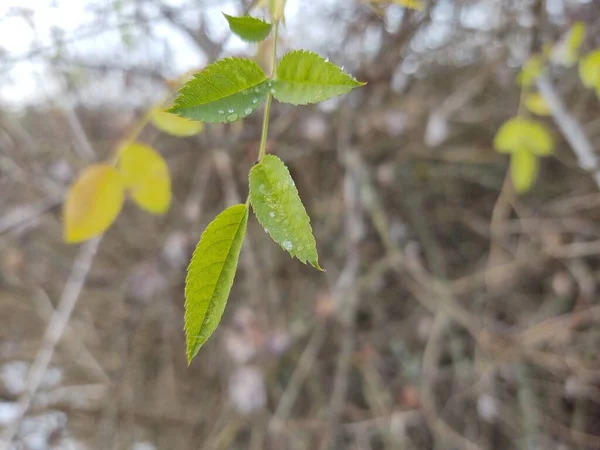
228,108 -> 234,113
227,113 -> 238,121
254,87 -> 260,93
244,107 -> 252,115
282,240 -> 293,251
270,88 -> 276,94
267,81 -> 273,87
325,57 -> 329,62
218,109 -> 225,115
252,98 -> 258,104
269,211 -> 275,218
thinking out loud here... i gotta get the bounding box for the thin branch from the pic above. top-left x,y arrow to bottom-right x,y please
0,236 -> 101,449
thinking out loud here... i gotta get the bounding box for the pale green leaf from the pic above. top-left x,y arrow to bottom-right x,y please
510,149 -> 539,194
223,14 -> 272,42
517,55 -> 544,87
273,50 -> 365,105
150,107 -> 203,136
579,50 -> 600,89
169,58 -> 269,123
117,142 -> 171,214
494,117 -> 554,156
249,155 -> 322,270
63,164 -> 124,243
185,204 -> 249,363
552,22 -> 586,67
524,92 -> 551,116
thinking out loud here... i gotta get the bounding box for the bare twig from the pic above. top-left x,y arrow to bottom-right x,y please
0,236 -> 101,449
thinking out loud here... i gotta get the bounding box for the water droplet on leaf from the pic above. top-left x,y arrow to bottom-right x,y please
282,240 -> 293,251
244,108 -> 252,115
227,113 -> 238,121
218,110 -> 225,115
269,211 -> 275,218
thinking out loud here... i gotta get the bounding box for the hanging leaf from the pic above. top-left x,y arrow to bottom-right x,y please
185,204 -> 249,363
150,107 -> 203,137
117,142 -> 171,214
517,55 -> 545,87
169,58 -> 270,123
524,92 -> 551,116
494,117 -> 554,156
63,164 -> 124,243
273,50 -> 365,105
249,155 -> 322,270
223,14 -> 272,42
552,22 -> 586,67
579,50 -> 600,90
369,0 -> 424,9
510,149 -> 539,194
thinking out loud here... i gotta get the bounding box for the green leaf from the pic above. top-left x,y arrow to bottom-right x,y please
524,92 -> 551,116
517,55 -> 544,87
494,117 -> 554,156
223,14 -> 272,42
249,155 -> 322,270
169,58 -> 270,123
185,204 -> 249,363
273,50 -> 365,105
552,22 -> 586,67
510,149 -> 539,194
579,50 -> 600,89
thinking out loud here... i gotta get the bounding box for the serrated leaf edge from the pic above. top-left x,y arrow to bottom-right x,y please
184,204 -> 249,363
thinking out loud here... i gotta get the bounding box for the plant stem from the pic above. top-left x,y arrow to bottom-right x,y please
257,20 -> 280,164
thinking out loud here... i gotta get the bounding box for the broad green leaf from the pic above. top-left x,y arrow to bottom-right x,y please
150,107 -> 203,136
63,164 -> 124,243
169,58 -> 270,123
223,14 -> 272,42
510,149 -> 539,194
273,50 -> 365,105
117,142 -> 171,214
552,22 -> 586,67
249,154 -> 322,270
517,55 -> 544,87
524,92 -> 551,116
494,117 -> 554,156
579,50 -> 600,89
185,204 -> 249,363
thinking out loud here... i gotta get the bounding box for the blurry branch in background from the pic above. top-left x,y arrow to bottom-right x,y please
0,237 -> 102,450
536,72 -> 600,190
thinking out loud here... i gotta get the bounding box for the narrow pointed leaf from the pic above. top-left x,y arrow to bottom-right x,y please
63,164 -> 124,243
150,107 -> 203,136
223,14 -> 272,42
249,155 -> 322,270
185,204 -> 249,363
579,50 -> 600,89
273,50 -> 365,105
169,58 -> 269,123
511,149 -> 539,194
117,142 -> 171,214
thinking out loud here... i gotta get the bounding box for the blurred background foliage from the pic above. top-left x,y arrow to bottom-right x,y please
2,0 -> 600,449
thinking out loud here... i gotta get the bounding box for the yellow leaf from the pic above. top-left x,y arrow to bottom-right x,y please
579,50 -> 600,89
150,107 -> 203,137
494,117 -> 554,156
552,22 -> 586,67
367,0 -> 424,9
510,149 -> 539,194
63,164 -> 125,243
118,142 -> 171,214
517,55 -> 544,87
524,92 -> 551,116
